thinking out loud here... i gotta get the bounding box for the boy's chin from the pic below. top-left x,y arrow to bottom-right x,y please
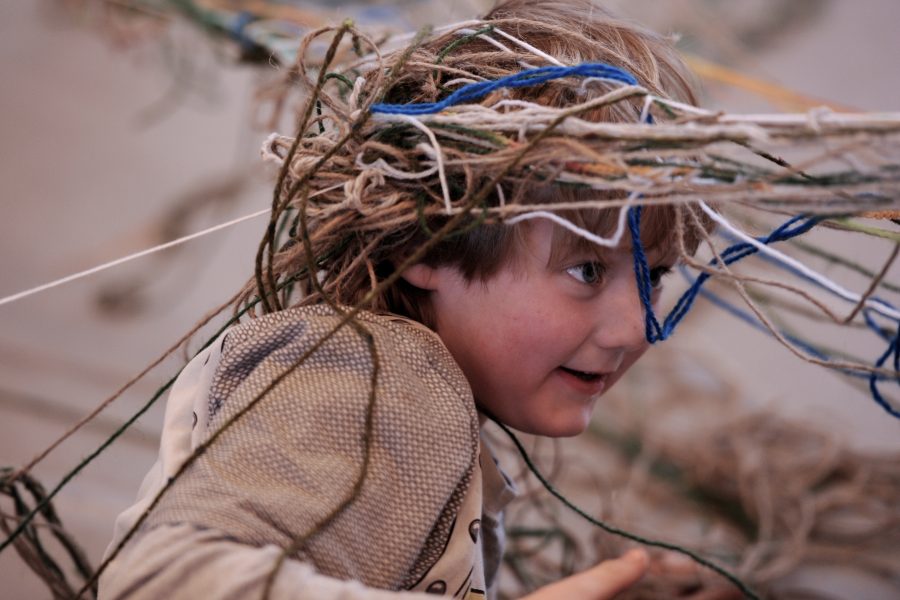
529,420 -> 590,438
493,410 -> 592,438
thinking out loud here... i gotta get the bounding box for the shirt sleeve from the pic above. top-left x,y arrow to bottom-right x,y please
99,523 -> 438,600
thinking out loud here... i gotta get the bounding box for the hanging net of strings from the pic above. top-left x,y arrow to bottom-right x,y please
4,2 -> 900,600
249,16 -> 900,410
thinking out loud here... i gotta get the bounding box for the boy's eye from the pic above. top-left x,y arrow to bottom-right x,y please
566,262 -> 605,285
649,265 -> 673,288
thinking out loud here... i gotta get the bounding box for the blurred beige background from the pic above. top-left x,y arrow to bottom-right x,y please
2,0 -> 899,597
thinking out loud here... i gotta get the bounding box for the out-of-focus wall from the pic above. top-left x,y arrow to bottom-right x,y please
1,1 -> 898,597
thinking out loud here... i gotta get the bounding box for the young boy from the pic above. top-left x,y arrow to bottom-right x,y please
100,1 -> 716,598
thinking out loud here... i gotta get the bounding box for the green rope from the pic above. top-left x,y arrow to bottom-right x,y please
789,239 -> 900,294
75,63 -> 619,597
0,376 -> 177,556
826,218 -> 900,243
436,25 -> 494,66
1,469 -> 97,598
490,416 -> 761,600
324,72 -> 355,90
0,274 -> 302,557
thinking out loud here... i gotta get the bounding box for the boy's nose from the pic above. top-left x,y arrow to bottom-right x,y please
591,273 -> 648,352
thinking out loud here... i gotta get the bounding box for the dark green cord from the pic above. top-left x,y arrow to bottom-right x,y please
489,416 -> 761,600
0,277 -> 299,556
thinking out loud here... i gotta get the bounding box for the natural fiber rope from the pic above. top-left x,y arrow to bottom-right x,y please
489,415 -> 761,599
4,12 -> 900,600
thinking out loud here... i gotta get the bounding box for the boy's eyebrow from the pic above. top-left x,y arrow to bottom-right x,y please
546,233 -> 610,267
548,233 -> 682,268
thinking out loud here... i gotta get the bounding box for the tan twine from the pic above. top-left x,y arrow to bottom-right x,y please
491,348 -> 900,599
4,15 -> 900,600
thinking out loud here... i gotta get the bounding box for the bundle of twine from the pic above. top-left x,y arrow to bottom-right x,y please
496,350 -> 900,599
4,13 -> 900,600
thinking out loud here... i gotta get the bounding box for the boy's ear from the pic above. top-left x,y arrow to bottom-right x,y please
400,263 -> 440,291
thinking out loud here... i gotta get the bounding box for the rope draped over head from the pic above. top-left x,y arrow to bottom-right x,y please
247,14 -> 705,320
5,6 -> 900,600
249,14 -> 900,414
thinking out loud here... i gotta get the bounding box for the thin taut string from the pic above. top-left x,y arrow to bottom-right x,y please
488,415 -> 761,599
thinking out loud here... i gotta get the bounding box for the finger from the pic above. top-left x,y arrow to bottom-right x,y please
544,549 -> 650,600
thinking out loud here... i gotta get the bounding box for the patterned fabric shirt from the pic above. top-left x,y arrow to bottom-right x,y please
100,306 -> 517,600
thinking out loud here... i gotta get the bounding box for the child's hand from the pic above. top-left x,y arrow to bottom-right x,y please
520,548 -> 649,600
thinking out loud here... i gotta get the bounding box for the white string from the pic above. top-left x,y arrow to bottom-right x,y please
456,28 -> 514,54
504,193 -> 636,249
0,183 -> 345,309
639,94 -> 654,124
697,200 -> 900,322
260,132 -> 292,165
488,98 -> 546,112
404,105 -> 767,143
349,75 -> 366,111
443,77 -> 481,88
0,209 -> 269,308
348,20 -> 488,71
577,76 -> 636,97
383,113 -> 453,213
454,28 -> 538,71
492,27 -> 566,66
718,110 -> 900,127
355,145 -> 439,180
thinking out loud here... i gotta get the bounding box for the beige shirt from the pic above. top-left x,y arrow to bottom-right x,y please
100,307 -> 516,599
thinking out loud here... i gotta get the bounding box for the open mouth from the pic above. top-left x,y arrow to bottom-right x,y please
558,366 -> 603,382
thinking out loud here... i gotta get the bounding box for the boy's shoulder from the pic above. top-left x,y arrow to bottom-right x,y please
222,304 -> 453,370
207,304 -> 477,438
143,305 -> 483,589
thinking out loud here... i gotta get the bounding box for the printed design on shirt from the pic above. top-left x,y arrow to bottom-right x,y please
468,519 -> 480,543
423,564 -> 485,599
412,458 -> 487,597
453,565 -> 486,599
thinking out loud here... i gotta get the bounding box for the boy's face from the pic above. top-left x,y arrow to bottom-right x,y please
405,219 -> 674,437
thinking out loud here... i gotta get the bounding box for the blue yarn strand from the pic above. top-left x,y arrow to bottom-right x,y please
690,276 -> 830,363
371,63 -> 639,115
229,11 -> 258,51
628,208 -> 821,344
368,55 -> 900,417
628,206 -> 664,341
686,268 -> 900,418
863,307 -> 897,343
894,327 -> 900,373
867,323 -> 900,418
629,204 -> 900,419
